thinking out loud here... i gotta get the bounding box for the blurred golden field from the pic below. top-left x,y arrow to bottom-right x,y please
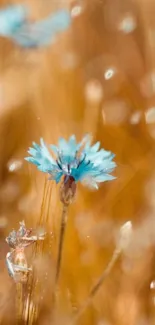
0,0 -> 155,324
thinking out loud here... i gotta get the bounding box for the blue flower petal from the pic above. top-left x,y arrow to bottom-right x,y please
94,174 -> 116,182
48,171 -> 63,183
89,141 -> 100,153
50,145 -> 58,154
82,177 -> 98,189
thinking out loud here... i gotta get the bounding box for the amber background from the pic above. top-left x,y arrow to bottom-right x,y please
0,0 -> 155,324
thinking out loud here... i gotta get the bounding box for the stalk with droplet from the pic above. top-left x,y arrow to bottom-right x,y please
71,221 -> 132,324
71,248 -> 120,324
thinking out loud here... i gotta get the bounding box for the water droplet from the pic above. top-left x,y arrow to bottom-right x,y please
7,159 -> 22,172
71,5 -> 83,17
150,280 -> 155,289
117,221 -> 132,251
104,68 -> 115,80
145,107 -> 155,124
118,14 -> 137,33
85,79 -> 103,103
0,216 -> 8,228
130,111 -> 142,124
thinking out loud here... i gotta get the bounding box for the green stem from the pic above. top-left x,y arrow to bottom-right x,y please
55,204 -> 68,285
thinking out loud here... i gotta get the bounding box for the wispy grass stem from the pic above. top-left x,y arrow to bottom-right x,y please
16,282 -> 23,324
71,248 -> 120,324
55,204 -> 68,285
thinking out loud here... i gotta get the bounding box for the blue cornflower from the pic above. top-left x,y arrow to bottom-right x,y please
0,5 -> 27,36
25,135 -> 116,190
0,5 -> 71,48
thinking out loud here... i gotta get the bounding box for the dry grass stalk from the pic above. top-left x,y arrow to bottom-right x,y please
21,178 -> 54,324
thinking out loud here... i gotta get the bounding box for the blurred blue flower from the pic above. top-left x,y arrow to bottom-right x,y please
0,5 -> 27,36
25,135 -> 116,189
0,5 -> 71,47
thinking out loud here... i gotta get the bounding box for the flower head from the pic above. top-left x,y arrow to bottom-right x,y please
0,5 -> 71,48
0,4 -> 71,48
0,5 -> 27,37
25,135 -> 116,190
12,9 -> 71,48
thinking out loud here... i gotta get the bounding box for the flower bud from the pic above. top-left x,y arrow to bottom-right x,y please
59,176 -> 76,206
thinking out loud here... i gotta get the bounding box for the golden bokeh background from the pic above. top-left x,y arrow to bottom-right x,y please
0,0 -> 155,324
